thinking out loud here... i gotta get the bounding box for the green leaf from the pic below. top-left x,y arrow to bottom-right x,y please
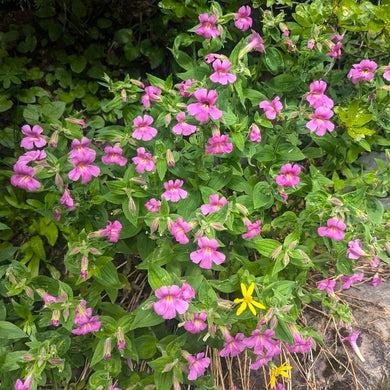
263,47 -> 284,74
148,264 -> 173,290
277,144 -> 305,161
253,181 -> 274,209
129,300 -> 165,331
90,338 -> 105,366
135,335 -> 158,359
267,74 -> 296,92
365,197 -> 384,225
0,96 -> 13,112
254,238 -> 281,257
0,321 -> 28,339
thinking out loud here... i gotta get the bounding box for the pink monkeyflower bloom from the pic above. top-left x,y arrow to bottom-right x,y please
184,312 -> 208,334
17,150 -> 47,165
286,333 -> 313,353
102,146 -> 127,166
341,272 -> 364,289
186,352 -> 210,380
180,281 -> 195,302
327,42 -> 342,58
103,337 -> 112,360
190,237 -> 226,269
306,80 -> 334,108
68,155 -> 100,184
141,86 -> 162,108
20,124 -> 46,149
283,29 -> 290,37
69,137 -> 96,161
195,13 -> 221,39
275,163 -> 301,187
234,5 -> 252,31
370,275 -> 382,286
318,218 -> 346,241
170,217 -> 191,244
341,331 -> 365,362
205,134 -> 233,154
250,350 -> 273,370
11,162 -> 41,191
132,147 -> 156,174
153,284 -> 189,319
220,332 -> 246,357
145,198 -> 161,213
172,112 -> 197,136
205,53 -> 222,64
54,207 -> 61,221
178,79 -> 196,97
132,114 -> 158,141
347,59 -> 377,84
72,300 -> 101,335
242,219 -> 262,239
346,239 -> 368,259
14,374 -> 33,390
187,88 -> 222,123
306,106 -> 334,136
370,256 -> 380,268
40,292 -> 61,305
100,220 -> 122,242
61,188 -> 76,210
240,30 -> 265,57
161,179 -> 187,202
201,194 -> 227,215
307,39 -> 315,50
249,124 -> 261,143
244,328 -> 280,356
383,63 -> 390,81
317,279 -> 336,295
210,59 -> 237,85
259,96 -> 283,120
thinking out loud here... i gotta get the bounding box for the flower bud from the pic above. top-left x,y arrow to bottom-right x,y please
103,338 -> 111,360
121,89 -> 127,102
70,247 -> 81,255
51,310 -> 60,327
330,197 -> 343,206
130,79 -> 145,88
25,286 -> 34,299
282,252 -> 290,265
80,255 -> 88,279
128,197 -> 136,214
270,245 -> 283,260
131,176 -> 148,186
23,353 -> 34,362
49,131 -> 59,148
62,308 -> 69,321
150,218 -> 159,233
89,247 -> 101,255
55,173 -> 64,190
210,222 -> 225,231
117,327 -> 126,350
166,149 -> 175,167
211,124 -> 220,136
235,203 -> 248,216
54,207 -> 61,222
164,113 -> 172,127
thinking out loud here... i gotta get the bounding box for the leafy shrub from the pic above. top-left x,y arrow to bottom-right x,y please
1,0 -> 390,389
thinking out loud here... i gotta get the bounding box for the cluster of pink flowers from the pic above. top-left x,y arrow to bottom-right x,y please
72,299 -> 101,335
178,78 -> 196,97
153,282 -> 195,320
141,86 -> 161,108
259,96 -> 283,120
190,237 -> 226,269
318,218 -> 346,241
347,59 -> 377,84
306,80 -> 335,136
68,137 -> 100,184
326,33 -> 343,58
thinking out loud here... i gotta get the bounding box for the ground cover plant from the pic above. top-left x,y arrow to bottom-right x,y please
1,0 -> 390,389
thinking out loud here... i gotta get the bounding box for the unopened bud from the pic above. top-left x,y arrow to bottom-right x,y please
282,252 -> 290,265
62,308 -> 69,321
164,113 -> 172,127
25,286 -> 34,299
51,310 -> 60,327
23,353 -> 34,362
117,327 -> 126,350
210,222 -> 225,231
70,247 -> 81,255
330,197 -> 343,206
80,255 -> 88,279
176,102 -> 187,109
166,217 -> 173,231
269,315 -> 278,330
49,131 -> 59,148
121,89 -> 127,102
103,338 -> 111,360
270,245 -> 283,260
235,203 -> 248,216
162,359 -> 177,373
89,247 -> 101,255
48,357 -> 62,366
55,173 -> 64,190
66,118 -> 86,127
288,240 -> 298,250
54,207 -> 61,222
130,79 -> 145,88
297,249 -> 311,264
150,218 -> 159,233
131,176 -> 148,186
166,149 -> 175,167
194,230 -> 204,241
211,124 -> 220,136
128,197 -> 136,214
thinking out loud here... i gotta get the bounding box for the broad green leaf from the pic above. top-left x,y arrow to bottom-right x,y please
129,300 -> 165,331
253,181 -> 274,209
148,264 -> 173,290
365,197 -> 384,225
135,335 -> 158,359
254,238 -> 281,257
0,321 -> 28,340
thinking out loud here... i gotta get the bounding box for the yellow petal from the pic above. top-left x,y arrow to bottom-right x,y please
281,370 -> 291,379
247,282 -> 255,296
234,298 -> 244,304
240,283 -> 247,296
248,303 -> 257,316
251,300 -> 266,309
236,302 -> 247,316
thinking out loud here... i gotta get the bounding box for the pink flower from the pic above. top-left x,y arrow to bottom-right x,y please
68,155 -> 100,184
242,219 -> 262,239
307,39 -> 315,50
69,137 -> 96,161
40,291 -> 61,305
370,256 -> 380,268
102,146 -> 128,166
259,96 -> 283,120
275,163 -> 301,187
184,312 -> 208,333
141,86 -> 162,108
195,13 -> 221,39
383,63 -> 390,81
17,150 -> 47,165
234,6 -> 252,31
286,333 -> 313,353
153,284 -> 189,319
170,217 -> 191,244
346,239 -> 367,259
244,328 -> 280,356
178,79 -> 196,97
161,179 -> 187,202
201,194 -> 227,215
318,218 -> 346,241
14,375 -> 33,390
132,147 -> 156,174
272,384 -> 286,390
108,385 -> 121,390
100,220 -> 122,242
187,88 -> 222,123
341,331 -> 365,362
317,279 -> 336,295
306,106 -> 334,136
250,350 -> 274,370
20,124 -> 46,149
132,114 -> 157,141
145,198 -> 161,213
205,134 -> 233,154
347,59 -> 377,84
241,30 -> 265,56
190,237 -> 226,269
220,332 -> 246,357
11,162 -> 41,191
341,272 -> 364,289
370,275 -> 382,286
186,352 -> 210,380
306,80 -> 334,108
326,34 -> 343,58
210,59 -> 236,85
249,124 -> 261,143
180,281 -> 195,302
172,112 -> 197,136
61,188 -> 76,210
72,300 -> 101,335
205,53 -> 222,64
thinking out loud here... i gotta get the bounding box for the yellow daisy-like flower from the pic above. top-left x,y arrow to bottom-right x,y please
269,362 -> 292,388
234,282 -> 265,316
